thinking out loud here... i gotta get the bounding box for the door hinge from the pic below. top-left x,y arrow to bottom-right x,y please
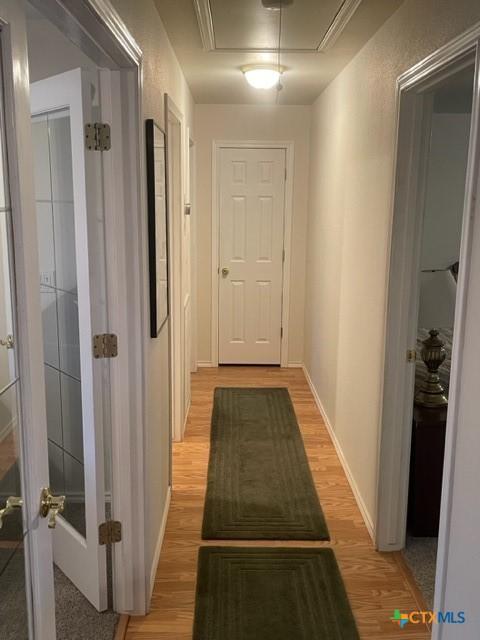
99,520 -> 122,545
282,248 -> 285,263
85,123 -> 111,151
93,334 -> 118,359
407,349 -> 417,363
284,167 -> 287,181
280,327 -> 283,338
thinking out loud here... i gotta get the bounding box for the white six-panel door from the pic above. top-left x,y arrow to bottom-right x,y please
218,147 -> 286,365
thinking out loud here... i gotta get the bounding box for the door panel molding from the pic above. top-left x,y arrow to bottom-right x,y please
211,140 -> 294,367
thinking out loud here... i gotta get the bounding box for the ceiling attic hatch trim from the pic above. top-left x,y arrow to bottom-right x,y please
193,0 -> 363,53
319,0 -> 363,51
193,0 -> 216,51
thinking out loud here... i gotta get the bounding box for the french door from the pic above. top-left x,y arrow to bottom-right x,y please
0,2 -> 111,637
30,68 -> 109,610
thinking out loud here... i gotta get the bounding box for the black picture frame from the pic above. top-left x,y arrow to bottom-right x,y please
146,118 -> 169,337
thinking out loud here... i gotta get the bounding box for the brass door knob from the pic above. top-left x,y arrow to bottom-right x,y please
221,267 -> 229,277
0,496 -> 23,529
0,334 -> 14,349
39,487 -> 66,529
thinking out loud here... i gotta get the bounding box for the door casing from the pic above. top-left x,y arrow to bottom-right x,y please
24,0 -> 150,619
165,94 -> 187,443
376,23 -> 480,640
211,140 -> 294,368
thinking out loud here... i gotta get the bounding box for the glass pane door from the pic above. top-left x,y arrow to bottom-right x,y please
0,95 -> 30,639
33,109 -> 86,537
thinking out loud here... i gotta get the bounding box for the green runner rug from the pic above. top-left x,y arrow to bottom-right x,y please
202,387 -> 329,540
193,547 -> 359,639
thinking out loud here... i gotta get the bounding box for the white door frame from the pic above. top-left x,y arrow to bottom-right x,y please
376,22 -> 480,627
189,135 -> 198,373
28,0 -> 149,616
211,140 -> 294,368
165,94 -> 186,442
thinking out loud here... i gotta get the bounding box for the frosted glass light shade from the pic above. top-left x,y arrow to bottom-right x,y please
243,67 -> 281,90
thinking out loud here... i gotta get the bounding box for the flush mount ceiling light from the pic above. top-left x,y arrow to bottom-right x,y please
242,65 -> 285,90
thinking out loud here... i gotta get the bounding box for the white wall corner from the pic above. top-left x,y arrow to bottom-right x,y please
149,487 -> 172,602
302,365 -> 376,541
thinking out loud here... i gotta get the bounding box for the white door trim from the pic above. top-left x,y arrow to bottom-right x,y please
189,136 -> 198,373
30,0 -> 149,615
165,94 -> 186,443
211,140 -> 294,368
376,23 -> 480,636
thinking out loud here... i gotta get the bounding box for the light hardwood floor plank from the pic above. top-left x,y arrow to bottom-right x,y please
126,367 -> 430,639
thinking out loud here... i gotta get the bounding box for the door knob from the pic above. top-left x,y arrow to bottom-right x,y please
221,267 -> 229,277
39,487 -> 66,529
0,496 -> 23,529
0,334 -> 14,349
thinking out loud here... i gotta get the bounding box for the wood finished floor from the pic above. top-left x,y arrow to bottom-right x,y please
126,367 -> 430,640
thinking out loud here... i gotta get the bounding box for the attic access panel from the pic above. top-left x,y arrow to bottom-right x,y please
209,0 -> 345,51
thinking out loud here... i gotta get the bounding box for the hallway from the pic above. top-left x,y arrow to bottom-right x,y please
126,367 -> 429,639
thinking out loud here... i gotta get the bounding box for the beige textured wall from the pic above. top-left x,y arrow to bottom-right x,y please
304,0 -> 480,527
111,0 -> 194,578
194,104 -> 311,365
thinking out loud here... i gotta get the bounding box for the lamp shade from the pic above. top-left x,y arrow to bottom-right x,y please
418,270 -> 457,328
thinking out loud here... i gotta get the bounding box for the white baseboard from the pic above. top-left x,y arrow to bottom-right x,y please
287,361 -> 303,368
302,365 -> 375,541
149,486 -> 172,601
196,360 -> 214,368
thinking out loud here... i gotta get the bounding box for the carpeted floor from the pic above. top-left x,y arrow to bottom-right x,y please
202,387 -> 329,540
403,536 -> 438,608
194,546 -> 359,640
0,547 -> 120,639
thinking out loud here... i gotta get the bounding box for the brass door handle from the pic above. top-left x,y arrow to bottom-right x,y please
0,496 -> 23,529
39,487 -> 66,529
0,334 -> 14,349
221,267 -> 229,277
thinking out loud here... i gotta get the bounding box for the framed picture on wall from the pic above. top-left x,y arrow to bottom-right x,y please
146,118 -> 169,337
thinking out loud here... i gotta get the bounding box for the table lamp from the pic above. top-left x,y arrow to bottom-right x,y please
415,269 -> 456,407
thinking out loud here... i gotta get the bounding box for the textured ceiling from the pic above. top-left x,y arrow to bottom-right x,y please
154,0 -> 404,105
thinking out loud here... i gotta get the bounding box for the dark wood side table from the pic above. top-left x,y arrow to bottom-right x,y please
407,405 -> 447,537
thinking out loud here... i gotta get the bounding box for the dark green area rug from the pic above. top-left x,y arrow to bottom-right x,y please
193,547 -> 359,640
202,387 -> 329,540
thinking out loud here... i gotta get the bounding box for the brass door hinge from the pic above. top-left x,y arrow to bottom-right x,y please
99,520 -> 122,545
407,349 -> 417,363
85,123 -> 111,151
93,334 -> 118,359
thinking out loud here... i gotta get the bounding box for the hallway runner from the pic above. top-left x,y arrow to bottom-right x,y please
193,547 -> 359,639
202,387 -> 329,540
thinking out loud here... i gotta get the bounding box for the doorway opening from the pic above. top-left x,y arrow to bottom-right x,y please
376,36 -> 480,619
401,64 -> 475,608
0,1 -> 148,637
